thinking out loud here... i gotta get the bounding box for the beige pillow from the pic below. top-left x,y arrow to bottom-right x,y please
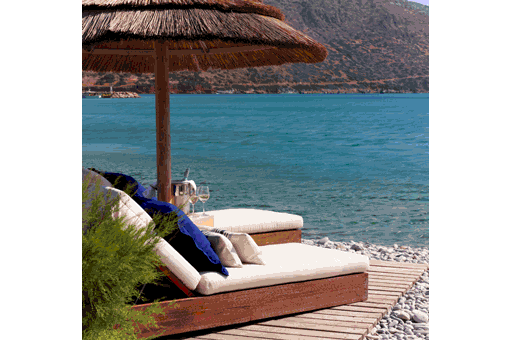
202,231 -> 243,268
210,228 -> 265,265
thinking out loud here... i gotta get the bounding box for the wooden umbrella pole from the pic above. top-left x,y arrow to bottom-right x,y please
154,40 -> 173,203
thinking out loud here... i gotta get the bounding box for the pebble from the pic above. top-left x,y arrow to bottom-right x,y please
394,310 -> 411,321
351,243 -> 364,251
302,237 -> 429,340
317,237 -> 330,245
366,335 -> 380,339
412,310 -> 428,323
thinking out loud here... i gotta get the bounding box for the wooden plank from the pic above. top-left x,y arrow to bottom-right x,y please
243,324 -> 362,339
369,279 -> 412,287
368,277 -> 417,286
218,327 -> 346,340
250,229 -> 302,246
247,319 -> 362,339
368,266 -> 424,275
366,295 -> 398,302
312,309 -> 382,319
367,290 -> 402,298
194,333 -> 266,340
368,272 -> 419,279
369,263 -> 428,271
369,283 -> 410,290
285,316 -> 374,328
132,273 -> 368,338
368,273 -> 420,281
350,301 -> 393,309
259,319 -> 364,338
332,305 -> 388,314
367,285 -> 408,293
368,272 -> 420,280
296,312 -> 379,325
368,270 -> 420,277
370,259 -> 429,270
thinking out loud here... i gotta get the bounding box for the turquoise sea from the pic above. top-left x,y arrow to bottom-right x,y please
83,94 -> 429,247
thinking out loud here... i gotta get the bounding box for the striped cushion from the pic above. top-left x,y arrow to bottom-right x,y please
210,228 -> 265,265
202,231 -> 243,268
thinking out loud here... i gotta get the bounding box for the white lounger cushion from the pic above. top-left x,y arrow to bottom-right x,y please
113,187 -> 202,291
195,243 -> 369,295
85,186 -> 202,291
206,208 -> 303,234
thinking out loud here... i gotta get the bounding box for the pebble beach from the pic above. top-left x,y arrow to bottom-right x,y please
302,237 -> 429,340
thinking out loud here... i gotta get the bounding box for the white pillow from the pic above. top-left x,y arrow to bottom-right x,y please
202,231 -> 243,268
210,228 -> 265,265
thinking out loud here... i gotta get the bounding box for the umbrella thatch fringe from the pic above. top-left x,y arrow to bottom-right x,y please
83,9 -> 315,48
83,45 -> 326,73
83,0 -> 285,21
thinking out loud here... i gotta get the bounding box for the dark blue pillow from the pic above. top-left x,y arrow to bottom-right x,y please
88,169 -> 228,276
88,169 -> 146,197
134,196 -> 229,276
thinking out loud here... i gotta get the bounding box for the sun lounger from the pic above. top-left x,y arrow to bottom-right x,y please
83,178 -> 369,338
193,208 -> 304,246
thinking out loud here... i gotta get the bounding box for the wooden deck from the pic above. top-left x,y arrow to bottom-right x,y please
161,259 -> 429,340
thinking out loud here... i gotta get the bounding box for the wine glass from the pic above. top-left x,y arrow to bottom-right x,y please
189,188 -> 199,216
197,186 -> 210,216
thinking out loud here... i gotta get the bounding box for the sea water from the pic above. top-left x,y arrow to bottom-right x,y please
83,94 -> 429,247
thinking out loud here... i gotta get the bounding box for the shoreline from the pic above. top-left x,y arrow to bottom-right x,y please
302,237 -> 429,340
302,237 -> 429,264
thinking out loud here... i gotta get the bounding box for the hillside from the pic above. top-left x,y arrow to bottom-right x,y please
82,0 -> 429,93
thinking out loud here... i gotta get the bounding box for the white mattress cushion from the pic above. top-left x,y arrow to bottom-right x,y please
208,228 -> 266,265
87,186 -> 202,291
195,243 -> 369,295
201,231 -> 243,268
206,209 -> 303,234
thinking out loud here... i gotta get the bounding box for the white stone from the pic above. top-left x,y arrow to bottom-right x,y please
335,243 -> 347,250
394,310 -> 411,321
412,310 -> 428,323
413,323 -> 428,329
318,237 -> 329,245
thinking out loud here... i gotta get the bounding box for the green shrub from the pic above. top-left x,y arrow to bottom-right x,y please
82,175 -> 179,340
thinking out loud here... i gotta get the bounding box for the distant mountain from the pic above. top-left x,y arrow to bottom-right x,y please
82,0 -> 428,93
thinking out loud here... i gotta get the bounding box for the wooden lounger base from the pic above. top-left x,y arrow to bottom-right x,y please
131,272 -> 368,339
249,228 -> 302,246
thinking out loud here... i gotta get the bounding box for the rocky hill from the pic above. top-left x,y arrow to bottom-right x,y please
82,0 -> 429,93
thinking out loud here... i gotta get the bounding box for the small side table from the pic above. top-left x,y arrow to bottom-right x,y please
189,214 -> 214,229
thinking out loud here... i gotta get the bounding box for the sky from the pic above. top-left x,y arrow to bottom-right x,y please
410,0 -> 429,5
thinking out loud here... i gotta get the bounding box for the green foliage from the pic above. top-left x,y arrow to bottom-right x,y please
82,175 -> 180,340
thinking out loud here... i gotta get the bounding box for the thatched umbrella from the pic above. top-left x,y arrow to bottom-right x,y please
83,0 -> 327,203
